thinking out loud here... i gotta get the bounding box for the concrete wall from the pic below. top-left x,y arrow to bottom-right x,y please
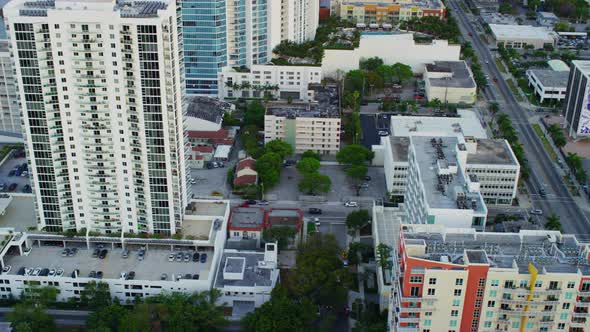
321,33 -> 461,78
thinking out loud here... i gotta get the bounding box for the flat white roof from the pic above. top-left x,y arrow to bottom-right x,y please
490,24 -> 555,41
547,59 -> 570,72
572,60 -> 590,76
390,109 -> 487,139
214,145 -> 231,159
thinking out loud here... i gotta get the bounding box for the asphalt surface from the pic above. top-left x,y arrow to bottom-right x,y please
448,0 -> 590,237
360,113 -> 391,148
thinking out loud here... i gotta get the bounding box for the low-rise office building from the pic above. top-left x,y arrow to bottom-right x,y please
234,157 -> 258,187
536,11 -> 559,27
217,65 -> 322,101
389,224 -> 590,332
489,24 -> 557,49
404,136 -> 488,230
214,243 -> 280,320
526,69 -> 569,103
228,207 -> 267,248
332,0 -> 445,25
264,85 -> 341,155
375,111 -> 519,205
186,97 -> 234,132
424,61 -> 477,104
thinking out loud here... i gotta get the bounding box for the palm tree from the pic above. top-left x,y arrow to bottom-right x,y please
545,214 -> 562,231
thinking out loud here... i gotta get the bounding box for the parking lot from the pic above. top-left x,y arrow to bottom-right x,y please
0,155 -> 30,193
5,245 -> 213,282
266,164 -> 387,202
190,166 -> 231,198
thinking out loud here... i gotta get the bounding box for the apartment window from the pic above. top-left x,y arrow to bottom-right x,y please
410,287 -> 419,296
452,299 -> 460,306
427,288 -> 435,296
487,300 -> 495,307
410,276 -> 423,283
478,278 -> 486,287
455,278 -> 463,286
484,322 -> 492,328
451,310 -> 458,317
560,313 -> 568,320
429,278 -> 436,285
567,282 -> 575,289
565,292 -> 574,300
424,312 -> 432,316
476,289 -> 484,297
562,303 -> 570,310
454,289 -> 462,296
511,322 -> 519,328
424,320 -> 431,326
486,310 -> 493,318
491,280 -> 499,287
557,323 -> 565,329
449,320 -> 457,327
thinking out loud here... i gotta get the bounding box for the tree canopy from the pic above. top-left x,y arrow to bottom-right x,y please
336,145 -> 374,166
301,150 -> 320,161
265,139 -> 293,159
346,209 -> 371,235
242,286 -> 316,332
359,57 -> 384,72
263,227 -> 297,250
8,303 -> 56,332
244,100 -> 265,127
296,158 -> 321,175
298,172 -> 332,195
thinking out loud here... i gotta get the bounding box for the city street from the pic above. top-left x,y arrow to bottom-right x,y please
447,0 -> 590,237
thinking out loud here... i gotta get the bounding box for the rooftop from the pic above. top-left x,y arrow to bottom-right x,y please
466,139 -> 518,165
537,11 -> 558,20
411,136 -> 485,212
527,69 -> 569,88
268,209 -> 300,218
186,97 -> 233,126
489,24 -> 556,41
425,61 -> 476,89
340,0 -> 444,10
572,60 -> 590,76
389,136 -> 410,162
390,109 -> 487,138
13,0 -> 170,18
402,225 -> 590,274
547,59 -> 570,72
214,251 -> 276,288
4,245 -> 213,281
230,207 -> 265,230
266,84 -> 340,119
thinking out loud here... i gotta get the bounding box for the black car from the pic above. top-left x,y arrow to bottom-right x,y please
71,269 -> 80,278
8,183 -> 17,191
127,271 -> 136,280
88,271 -> 96,278
192,274 -> 200,280
364,176 -> 371,181
308,208 -> 322,214
245,199 -> 257,205
192,252 -> 200,262
96,271 -> 103,279
22,185 -> 31,193
92,248 -> 100,258
184,273 -> 192,280
39,268 -> 49,276
98,249 -> 108,259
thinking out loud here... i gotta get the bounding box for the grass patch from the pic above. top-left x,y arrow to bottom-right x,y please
307,221 -> 317,235
506,79 -> 524,102
495,58 -> 507,73
532,124 -> 557,161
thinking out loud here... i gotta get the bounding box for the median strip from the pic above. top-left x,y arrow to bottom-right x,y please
532,124 -> 558,161
506,79 -> 524,103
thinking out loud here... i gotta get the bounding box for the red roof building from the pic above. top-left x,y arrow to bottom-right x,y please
233,157 -> 258,187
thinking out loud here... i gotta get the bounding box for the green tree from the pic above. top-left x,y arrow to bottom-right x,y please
263,227 -> 298,250
554,21 -> 572,32
242,286 -> 316,332
343,90 -> 361,110
499,2 -> 513,14
389,63 -> 413,84
265,139 -> 293,159
359,57 -> 384,71
292,233 -> 350,307
244,100 -> 266,127
86,303 -> 129,332
256,152 -> 283,189
545,214 -> 562,231
527,0 -> 541,10
301,150 -> 320,161
344,70 -> 366,93
296,157 -> 320,175
375,243 -> 392,270
80,281 -> 111,309
336,145 -> 374,166
298,172 -> 332,195
352,306 -> 387,332
566,152 -> 588,183
346,164 -> 368,181
7,303 -> 55,332
346,209 -> 371,235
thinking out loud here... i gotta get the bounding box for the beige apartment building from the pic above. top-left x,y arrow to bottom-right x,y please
263,85 -> 340,155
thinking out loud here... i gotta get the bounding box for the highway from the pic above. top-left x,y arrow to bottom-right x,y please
447,0 -> 590,237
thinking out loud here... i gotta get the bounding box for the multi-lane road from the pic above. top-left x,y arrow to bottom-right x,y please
447,0 -> 590,237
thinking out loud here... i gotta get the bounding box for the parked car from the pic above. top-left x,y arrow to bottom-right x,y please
22,185 -> 31,193
168,253 -> 175,262
192,274 -> 200,280
312,217 -> 320,228
56,269 -> 64,277
88,271 -> 96,278
530,209 -> 543,215
364,176 -> 371,181
2,266 -> 11,274
378,130 -> 389,136
120,272 -> 127,279
96,271 -> 103,279
98,249 -> 108,259
257,200 -> 269,206
61,248 -> 70,257
359,183 -> 369,188
344,201 -> 358,207
183,252 -> 191,262
71,269 -> 80,278
21,171 -> 28,177
539,188 -> 547,198
245,199 -> 257,205
308,208 -> 322,214
175,252 -> 183,262
161,273 -> 168,280
200,253 -> 207,263
68,248 -> 77,256
127,271 -> 136,280
138,249 -> 146,261
8,183 -> 17,191
193,252 -> 200,262
92,248 -> 100,258
48,269 -> 55,277
121,249 -> 129,259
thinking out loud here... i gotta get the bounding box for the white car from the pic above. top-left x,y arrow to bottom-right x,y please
344,201 -> 358,207
48,269 -> 56,277
168,253 -> 175,262
56,269 -> 64,277
120,272 -> 127,279
530,209 -> 543,215
312,217 -> 320,227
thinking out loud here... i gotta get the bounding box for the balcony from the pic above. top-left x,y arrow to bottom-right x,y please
572,312 -> 590,318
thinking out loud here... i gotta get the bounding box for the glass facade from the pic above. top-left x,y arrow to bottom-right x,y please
181,0 -> 227,95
